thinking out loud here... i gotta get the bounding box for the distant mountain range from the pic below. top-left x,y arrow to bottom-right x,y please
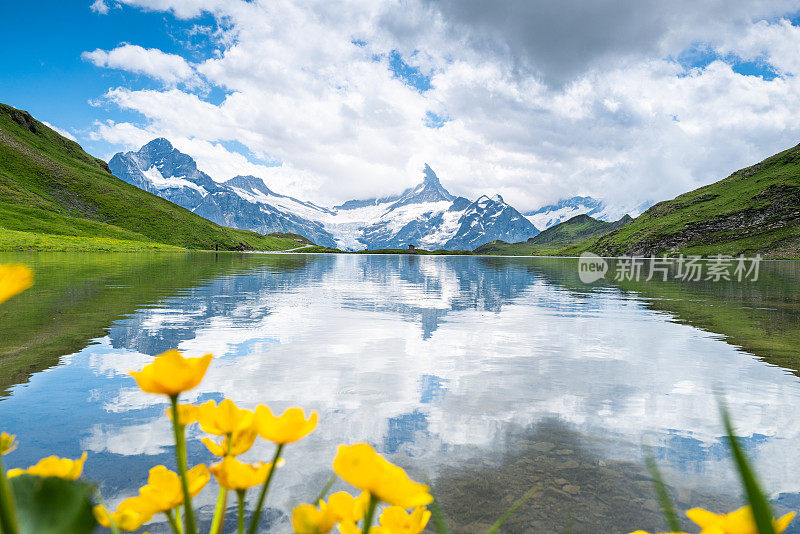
109,139 -> 643,250
523,196 -> 651,230
3,101 -> 797,257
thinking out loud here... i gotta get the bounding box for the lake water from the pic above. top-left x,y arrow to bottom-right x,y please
0,252 -> 799,533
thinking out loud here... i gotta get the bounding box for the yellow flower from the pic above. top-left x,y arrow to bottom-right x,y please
0,432 -> 17,455
378,506 -> 431,534
0,264 -> 33,305
165,403 -> 200,426
292,503 -> 336,534
337,522 -> 389,534
136,464 -> 209,513
333,443 -> 432,508
293,492 -> 370,534
7,452 -> 87,480
209,456 -> 283,491
130,349 -> 212,396
201,427 -> 258,457
197,399 -> 255,436
326,491 -> 369,523
93,499 -> 153,531
255,405 -> 318,444
687,506 -> 795,534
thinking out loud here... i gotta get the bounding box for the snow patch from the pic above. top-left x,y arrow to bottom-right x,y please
142,166 -> 207,196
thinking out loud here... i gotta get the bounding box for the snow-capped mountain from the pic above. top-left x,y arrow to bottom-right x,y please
108,139 -> 337,247
524,196 -> 652,229
108,139 -> 539,250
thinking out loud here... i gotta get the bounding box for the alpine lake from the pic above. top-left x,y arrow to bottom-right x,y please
0,252 -> 799,533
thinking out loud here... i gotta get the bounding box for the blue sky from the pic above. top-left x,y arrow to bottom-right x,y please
3,1 -> 800,211
1,2 -> 219,156
1,2 -> 439,160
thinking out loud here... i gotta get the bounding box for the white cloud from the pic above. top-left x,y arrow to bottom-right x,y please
90,0 -> 109,15
87,0 -> 800,210
41,121 -> 78,142
82,44 -> 196,85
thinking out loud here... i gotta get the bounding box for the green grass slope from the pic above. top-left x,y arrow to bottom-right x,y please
0,103 -> 306,251
593,144 -> 800,257
529,214 -> 632,246
474,214 -> 631,256
474,239 -> 593,256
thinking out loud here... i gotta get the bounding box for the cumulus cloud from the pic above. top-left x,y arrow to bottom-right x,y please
416,0 -> 800,86
82,44 -> 196,85
86,0 -> 800,210
41,121 -> 78,142
90,0 -> 110,15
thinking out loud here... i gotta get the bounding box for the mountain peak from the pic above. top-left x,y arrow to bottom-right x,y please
387,164 -> 455,209
423,163 -> 439,185
141,137 -> 175,153
226,175 -> 273,195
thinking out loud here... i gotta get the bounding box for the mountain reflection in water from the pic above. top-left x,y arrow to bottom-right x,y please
0,253 -> 798,533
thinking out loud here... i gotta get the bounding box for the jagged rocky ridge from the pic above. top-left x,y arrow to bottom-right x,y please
109,139 -> 539,250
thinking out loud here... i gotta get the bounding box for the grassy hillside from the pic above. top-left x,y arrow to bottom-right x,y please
473,214 -> 631,256
529,214 -> 632,246
0,103 -> 307,251
474,239 -> 592,256
593,143 -> 800,257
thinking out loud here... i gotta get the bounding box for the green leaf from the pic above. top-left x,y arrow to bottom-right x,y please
313,474 -> 337,506
9,475 -> 97,534
427,492 -> 451,534
486,485 -> 541,534
720,401 -> 776,534
643,446 -> 681,532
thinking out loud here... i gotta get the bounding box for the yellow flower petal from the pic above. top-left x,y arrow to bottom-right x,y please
0,432 -> 17,456
333,443 -> 432,508
197,399 -> 255,436
165,404 -> 200,426
7,452 -> 87,480
93,505 -> 112,528
0,264 -> 33,305
201,437 -> 226,457
686,506 -> 796,534
255,405 -> 318,444
209,456 -> 283,491
130,350 -> 212,396
379,505 -> 430,534
293,502 -> 336,534
687,508 -> 721,529
135,464 -> 208,514
327,491 -> 369,523
187,463 -> 211,497
201,427 -> 258,457
93,500 -> 153,532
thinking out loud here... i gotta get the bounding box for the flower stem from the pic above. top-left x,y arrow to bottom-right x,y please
0,456 -> 19,534
246,443 -> 284,534
237,490 -> 246,534
209,486 -> 229,534
166,509 -> 184,534
210,433 -> 234,534
170,395 -> 198,534
361,494 -> 379,534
